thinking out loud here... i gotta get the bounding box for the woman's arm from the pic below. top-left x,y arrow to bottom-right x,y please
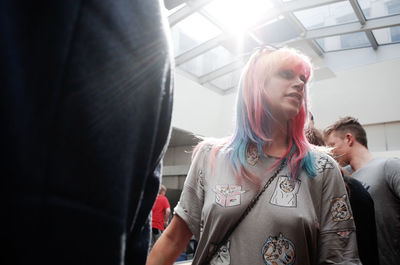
318,154 -> 361,264
146,215 -> 193,265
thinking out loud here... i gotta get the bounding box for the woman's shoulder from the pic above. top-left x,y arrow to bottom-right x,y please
191,137 -> 230,159
310,149 -> 339,174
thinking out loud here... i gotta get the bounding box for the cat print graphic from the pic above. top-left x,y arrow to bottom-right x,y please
330,194 -> 353,222
270,175 -> 300,207
210,240 -> 231,265
315,155 -> 334,173
214,184 -> 246,207
262,233 -> 295,265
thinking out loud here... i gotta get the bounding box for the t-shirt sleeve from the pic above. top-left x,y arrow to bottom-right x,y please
162,196 -> 170,209
174,145 -> 208,240
385,157 -> 400,199
318,154 -> 362,264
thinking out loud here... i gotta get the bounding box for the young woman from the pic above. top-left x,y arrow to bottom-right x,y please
147,47 -> 361,265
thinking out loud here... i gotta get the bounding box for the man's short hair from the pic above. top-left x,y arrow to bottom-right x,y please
324,116 -> 368,148
159,184 -> 167,194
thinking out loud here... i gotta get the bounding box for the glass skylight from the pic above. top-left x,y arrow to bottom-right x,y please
166,3 -> 186,16
179,46 -> 237,77
294,1 -> 358,30
171,12 -> 222,56
252,17 -> 300,43
358,0 -> 400,19
315,31 -> 371,52
373,26 -> 400,44
169,0 -> 400,91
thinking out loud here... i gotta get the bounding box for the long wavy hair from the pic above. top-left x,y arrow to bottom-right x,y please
194,47 -> 317,187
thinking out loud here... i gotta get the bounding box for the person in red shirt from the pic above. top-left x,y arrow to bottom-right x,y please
151,185 -> 171,247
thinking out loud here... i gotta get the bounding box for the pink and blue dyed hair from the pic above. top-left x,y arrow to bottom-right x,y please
228,47 -> 316,185
193,47 -> 317,186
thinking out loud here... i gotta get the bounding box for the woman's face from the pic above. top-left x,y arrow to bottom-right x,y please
263,66 -> 306,122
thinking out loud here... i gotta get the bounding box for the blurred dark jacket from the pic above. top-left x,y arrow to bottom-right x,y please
344,176 -> 380,265
1,0 -> 173,264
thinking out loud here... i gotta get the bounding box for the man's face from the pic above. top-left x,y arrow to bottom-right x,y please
325,132 -> 350,167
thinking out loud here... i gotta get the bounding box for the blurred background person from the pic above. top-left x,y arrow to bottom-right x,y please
151,185 -> 171,247
306,119 -> 379,265
325,116 -> 399,265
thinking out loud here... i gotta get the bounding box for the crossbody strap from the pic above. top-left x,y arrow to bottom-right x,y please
202,159 -> 287,264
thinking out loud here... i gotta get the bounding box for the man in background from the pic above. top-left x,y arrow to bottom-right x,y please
324,116 -> 400,265
1,0 -> 173,264
152,185 -> 171,246
306,118 -> 378,265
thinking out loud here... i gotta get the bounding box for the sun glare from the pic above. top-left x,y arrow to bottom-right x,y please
204,0 -> 275,36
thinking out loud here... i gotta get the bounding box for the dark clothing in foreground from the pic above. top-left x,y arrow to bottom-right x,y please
1,0 -> 173,264
344,176 -> 380,265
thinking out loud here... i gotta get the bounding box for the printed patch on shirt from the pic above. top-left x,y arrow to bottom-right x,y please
210,240 -> 231,265
262,233 -> 295,265
246,144 -> 259,166
200,219 -> 204,233
337,230 -> 352,237
270,175 -> 301,207
330,194 -> 353,222
214,184 -> 246,207
315,155 -> 334,173
198,169 -> 205,188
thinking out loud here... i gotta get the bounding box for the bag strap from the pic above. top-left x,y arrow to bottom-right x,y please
203,159 -> 286,264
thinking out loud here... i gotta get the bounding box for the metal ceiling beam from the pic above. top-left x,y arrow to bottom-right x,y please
168,0 -> 214,26
365,30 -> 379,50
198,9 -> 227,32
191,0 -> 339,86
349,0 -> 378,50
198,13 -> 400,87
349,0 -> 366,24
199,60 -> 244,84
171,0 -> 347,62
203,82 -> 225,95
282,0 -> 344,12
175,34 -> 227,65
302,14 -> 400,40
172,0 -> 399,95
172,0 -> 349,66
164,0 -> 186,10
223,86 -> 238,95
175,67 -> 201,86
169,0 -> 344,27
168,5 -> 192,26
249,0 -> 339,33
273,0 -> 324,56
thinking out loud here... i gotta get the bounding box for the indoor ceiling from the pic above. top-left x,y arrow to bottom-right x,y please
164,0 -> 400,94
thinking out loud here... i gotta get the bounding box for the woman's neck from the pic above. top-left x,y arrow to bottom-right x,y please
263,121 -> 289,157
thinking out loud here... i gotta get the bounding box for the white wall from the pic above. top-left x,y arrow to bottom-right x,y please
310,57 -> 400,129
364,122 -> 400,158
171,71 -> 236,138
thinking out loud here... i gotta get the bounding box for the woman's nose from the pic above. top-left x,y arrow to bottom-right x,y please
293,79 -> 304,91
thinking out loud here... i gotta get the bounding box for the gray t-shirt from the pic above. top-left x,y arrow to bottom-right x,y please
175,144 -> 361,265
352,157 -> 400,265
